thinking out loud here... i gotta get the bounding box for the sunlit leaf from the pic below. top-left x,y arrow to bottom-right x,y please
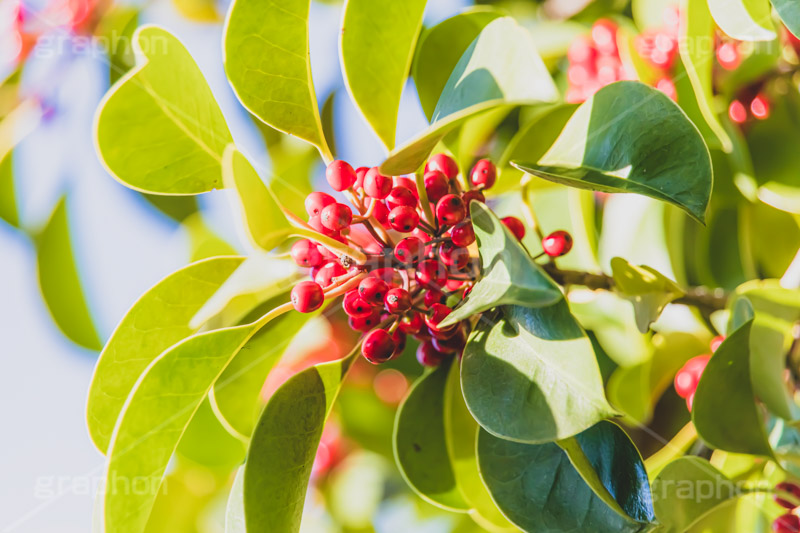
95,26 -> 232,194
707,0 -> 776,41
774,0 -> 800,39
0,149 -> 18,227
176,398 -> 246,469
172,0 -> 219,22
610,257 -> 685,333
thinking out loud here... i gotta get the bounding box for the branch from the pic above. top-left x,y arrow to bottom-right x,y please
541,264 -> 729,312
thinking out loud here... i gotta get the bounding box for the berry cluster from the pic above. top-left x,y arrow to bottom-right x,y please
633,7 -> 680,100
728,89 -> 771,124
566,19 -> 635,103
673,335 -> 724,411
288,154 -> 572,366
773,481 -> 800,533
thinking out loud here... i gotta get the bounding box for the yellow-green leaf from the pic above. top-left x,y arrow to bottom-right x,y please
611,257 -> 685,333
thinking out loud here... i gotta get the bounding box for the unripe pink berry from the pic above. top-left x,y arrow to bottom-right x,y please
291,239 -> 322,268
325,160 -> 357,191
363,167 -> 392,199
291,281 -> 324,313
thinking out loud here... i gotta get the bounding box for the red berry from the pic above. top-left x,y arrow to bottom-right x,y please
317,243 -> 337,264
502,216 -> 526,241
432,324 -> 467,353
450,221 -> 475,247
417,341 -> 447,367
425,303 -> 452,331
384,288 -> 411,314
391,329 -> 407,358
308,214 -> 337,236
314,261 -> 347,288
358,277 -> 389,306
414,325 -> 433,342
655,77 -> 677,102
446,278 -> 464,291
469,159 -> 496,190
439,242 -> 469,270
423,170 -> 449,203
683,354 -> 711,380
320,203 -> 352,231
343,290 -> 374,318
388,206 -> 420,233
416,260 -> 448,291
326,160 -> 357,191
291,239 -> 322,268
363,167 -> 392,199
436,194 -> 466,226
349,308 -> 383,332
305,191 -> 336,217
751,94 -> 770,120
775,482 -> 800,510
773,513 -> 800,533
462,285 -> 473,299
425,153 -> 458,180
673,368 -> 696,399
394,237 -> 426,264
371,267 -> 402,287
591,19 -> 618,55
393,177 -> 419,198
424,288 -> 445,308
398,312 -> 423,335
462,190 -> 485,206
362,329 -> 396,364
370,199 -> 390,227
542,230 -> 573,256
291,281 -> 324,313
386,186 -> 418,210
710,335 -> 725,352
686,392 -> 695,412
716,42 -> 741,70
354,166 -> 369,189
729,100 -> 747,123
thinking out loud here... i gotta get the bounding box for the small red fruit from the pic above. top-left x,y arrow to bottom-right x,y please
349,308 -> 383,332
291,281 -> 324,313
729,100 -> 747,123
343,290 -> 374,318
398,312 -> 423,335
425,153 -> 458,180
320,203 -> 353,231
773,513 -> 800,533
358,277 -> 389,306
450,221 -> 476,247
436,194 -> 467,226
432,324 -> 467,353
362,329 -> 396,364
416,259 -> 448,290
417,341 -> 448,367
363,167 -> 392,199
309,215 -> 337,236
314,261 -> 347,288
462,189 -> 485,206
710,335 -> 725,352
291,239 -> 322,268
370,199 -> 390,226
425,303 -> 452,331
384,288 -> 412,314
716,42 -> 741,70
386,186 -> 418,210
391,330 -> 407,358
751,94 -> 770,120
424,288 -> 445,308
469,159 -> 497,190
305,191 -> 336,217
424,170 -> 449,203
388,206 -> 420,232
394,237 -> 426,263
439,242 -> 469,270
502,216 -> 526,241
326,160 -> 357,191
542,230 -> 573,257
774,482 -> 800,510
354,166 -> 369,189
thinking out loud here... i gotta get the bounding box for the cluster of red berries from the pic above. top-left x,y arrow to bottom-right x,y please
566,19 -> 635,103
634,7 -> 680,101
773,481 -> 800,533
287,154 -> 573,366
728,90 -> 771,124
673,335 -> 724,411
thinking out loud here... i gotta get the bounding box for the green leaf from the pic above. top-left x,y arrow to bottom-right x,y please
439,202 -> 562,328
340,0 -> 426,149
652,457 -> 740,533
692,319 -> 774,457
183,213 -> 237,262
462,304 -> 616,444
0,149 -> 18,227
678,0 -> 732,152
512,81 -> 713,224
243,350 -> 358,533
412,7 -> 503,121
557,421 -> 654,524
477,428 -> 644,533
224,0 -> 332,161
774,0 -> 800,39
94,6 -> 139,85
87,256 -> 243,453
225,468 -> 245,533
222,145 -> 295,252
36,197 -> 102,352
172,0 -> 219,22
610,257 -> 685,333
95,26 -> 233,194
707,0 -> 776,41
394,358 -> 470,512
101,305 -> 290,533
176,398 -> 245,469
381,16 -> 557,175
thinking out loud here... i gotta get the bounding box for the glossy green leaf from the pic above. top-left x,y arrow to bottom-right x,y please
707,0 -> 776,40
176,398 -> 245,469
477,428 -> 644,533
243,350 -> 358,533
558,422 -> 654,524
774,0 -> 800,39
381,17 -> 557,175
692,319 -> 774,457
102,305 -> 290,533
652,457 -> 740,533
0,149 -> 18,227
225,468 -> 245,533
222,146 -> 294,252
394,358 -> 469,511
95,26 -> 232,194
512,81 -> 713,224
224,0 -> 332,160
443,359 -> 517,531
87,256 -> 243,453
610,257 -> 685,333
36,197 -> 102,352
440,202 -> 562,328
412,7 -> 503,121
340,0 -> 426,149
678,0 -> 732,152
321,91 -> 337,159
462,304 -> 616,444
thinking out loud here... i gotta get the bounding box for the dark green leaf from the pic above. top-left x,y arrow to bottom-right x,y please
0,149 -> 18,227
774,0 -> 800,39
512,81 -> 713,223
394,358 -> 469,511
439,202 -> 561,328
462,304 -> 616,444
